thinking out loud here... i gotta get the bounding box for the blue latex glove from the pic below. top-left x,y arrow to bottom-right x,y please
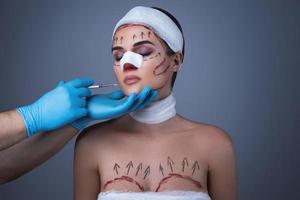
130,86 -> 158,112
70,86 -> 158,130
16,78 -> 94,137
88,86 -> 158,119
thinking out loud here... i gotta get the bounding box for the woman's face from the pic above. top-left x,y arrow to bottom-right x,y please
112,24 -> 181,100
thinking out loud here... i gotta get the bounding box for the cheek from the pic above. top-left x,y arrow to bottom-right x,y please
113,66 -> 122,81
141,57 -> 172,89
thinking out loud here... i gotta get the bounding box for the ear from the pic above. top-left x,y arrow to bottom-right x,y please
170,52 -> 183,72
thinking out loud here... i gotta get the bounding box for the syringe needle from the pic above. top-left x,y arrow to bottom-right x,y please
88,83 -> 119,89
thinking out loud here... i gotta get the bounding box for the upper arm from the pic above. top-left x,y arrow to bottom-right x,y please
207,127 -> 238,200
74,129 -> 101,200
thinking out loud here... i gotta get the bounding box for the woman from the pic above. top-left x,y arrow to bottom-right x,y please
74,6 -> 237,200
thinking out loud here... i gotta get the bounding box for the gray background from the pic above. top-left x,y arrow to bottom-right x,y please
0,0 -> 299,199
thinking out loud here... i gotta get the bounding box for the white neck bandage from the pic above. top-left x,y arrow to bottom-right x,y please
129,93 -> 176,124
112,6 -> 183,53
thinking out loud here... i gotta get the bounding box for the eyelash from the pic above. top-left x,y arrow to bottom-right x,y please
114,51 -> 153,61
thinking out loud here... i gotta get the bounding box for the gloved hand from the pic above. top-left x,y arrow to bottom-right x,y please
70,86 -> 158,130
88,86 -> 158,119
16,78 -> 94,137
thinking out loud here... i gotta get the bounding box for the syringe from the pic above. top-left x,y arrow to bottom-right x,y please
88,83 -> 119,89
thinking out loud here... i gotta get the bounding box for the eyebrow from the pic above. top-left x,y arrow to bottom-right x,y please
111,40 -> 155,52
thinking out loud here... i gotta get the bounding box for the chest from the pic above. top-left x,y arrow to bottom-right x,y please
97,134 -> 210,192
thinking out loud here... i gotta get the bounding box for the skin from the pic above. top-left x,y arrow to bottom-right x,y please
0,109 -> 78,184
0,110 -> 27,150
74,25 -> 238,200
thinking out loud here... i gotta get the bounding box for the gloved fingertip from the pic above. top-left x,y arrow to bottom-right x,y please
129,92 -> 137,98
87,78 -> 94,85
108,90 -> 124,100
83,78 -> 94,86
57,80 -> 65,87
152,90 -> 158,99
139,90 -> 158,110
144,85 -> 152,91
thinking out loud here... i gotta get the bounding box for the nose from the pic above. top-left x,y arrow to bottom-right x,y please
123,63 -> 138,72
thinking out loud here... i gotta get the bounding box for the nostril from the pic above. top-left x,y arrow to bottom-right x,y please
123,63 -> 138,71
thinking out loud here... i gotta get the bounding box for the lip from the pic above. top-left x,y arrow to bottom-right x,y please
123,75 -> 141,85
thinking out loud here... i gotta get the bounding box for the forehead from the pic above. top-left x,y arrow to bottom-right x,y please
113,24 -> 162,46
114,24 -> 152,36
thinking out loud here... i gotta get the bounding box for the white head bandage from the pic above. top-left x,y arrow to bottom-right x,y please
112,6 -> 183,53
120,51 -> 143,71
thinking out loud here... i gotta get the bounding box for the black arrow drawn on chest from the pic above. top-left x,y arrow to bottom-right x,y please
167,156 -> 175,173
143,166 -> 150,179
135,163 -> 142,176
182,157 -> 189,172
113,163 -> 120,175
159,163 -> 165,177
191,161 -> 200,176
126,161 -> 134,175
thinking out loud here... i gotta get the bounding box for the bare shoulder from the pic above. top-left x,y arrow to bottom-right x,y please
198,123 -> 234,149
180,116 -> 235,152
183,118 -> 236,170
75,119 -> 117,150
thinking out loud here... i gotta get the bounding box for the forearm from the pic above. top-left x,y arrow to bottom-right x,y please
0,124 -> 78,184
0,110 -> 27,150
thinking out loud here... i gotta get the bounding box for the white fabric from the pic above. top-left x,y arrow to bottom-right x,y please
120,51 -> 144,71
129,93 -> 176,124
98,190 -> 211,200
112,6 -> 183,52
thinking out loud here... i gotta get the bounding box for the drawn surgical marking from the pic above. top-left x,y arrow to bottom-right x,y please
141,32 -> 145,39
155,173 -> 202,192
182,157 -> 189,172
159,163 -> 165,177
113,163 -> 120,175
105,158 -> 203,192
133,34 -> 137,41
191,161 -> 200,175
143,165 -> 150,179
126,161 -> 134,175
135,162 -> 142,176
144,52 -> 161,61
153,58 -> 170,76
103,175 -> 145,191
167,156 -> 175,173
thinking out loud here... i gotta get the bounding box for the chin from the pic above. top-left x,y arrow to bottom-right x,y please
120,84 -> 143,96
119,80 -> 166,96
